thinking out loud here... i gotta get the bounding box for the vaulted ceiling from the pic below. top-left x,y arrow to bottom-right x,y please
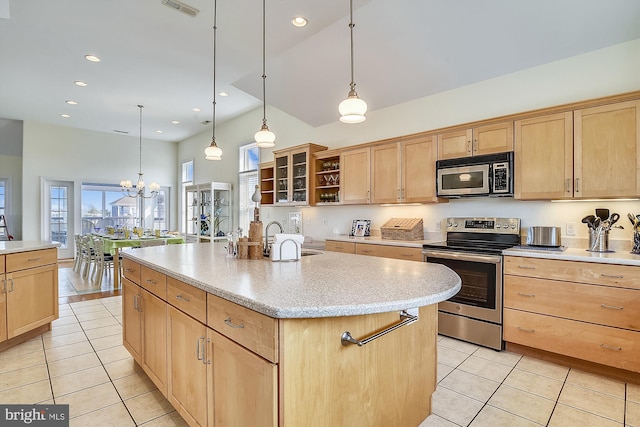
0,0 -> 639,142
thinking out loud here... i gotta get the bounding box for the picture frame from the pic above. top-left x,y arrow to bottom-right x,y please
350,219 -> 371,237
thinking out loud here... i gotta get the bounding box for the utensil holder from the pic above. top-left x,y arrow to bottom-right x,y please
588,228 -> 610,252
632,231 -> 640,254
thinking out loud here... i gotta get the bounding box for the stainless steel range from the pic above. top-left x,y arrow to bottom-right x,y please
422,217 -> 521,350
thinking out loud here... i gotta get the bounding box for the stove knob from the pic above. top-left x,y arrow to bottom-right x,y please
511,223 -> 517,229
446,221 -> 452,227
503,223 -> 509,229
453,222 -> 458,228
496,224 -> 501,229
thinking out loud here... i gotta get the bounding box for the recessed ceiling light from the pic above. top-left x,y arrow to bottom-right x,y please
84,54 -> 101,62
60,114 -> 71,118
192,108 -> 201,112
218,91 -> 229,97
155,130 -> 163,133
65,100 -> 78,105
74,81 -> 88,87
291,16 -> 307,27
171,120 -> 180,124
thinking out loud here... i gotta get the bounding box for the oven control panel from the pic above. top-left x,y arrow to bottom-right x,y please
445,217 -> 520,234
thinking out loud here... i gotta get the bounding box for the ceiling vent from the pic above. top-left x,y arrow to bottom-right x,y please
161,0 -> 199,17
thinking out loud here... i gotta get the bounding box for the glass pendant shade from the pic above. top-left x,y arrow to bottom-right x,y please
339,91 -> 367,123
255,124 -> 275,148
205,140 -> 222,160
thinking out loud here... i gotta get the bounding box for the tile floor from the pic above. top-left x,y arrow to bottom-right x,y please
421,336 -> 640,426
1,294 -> 639,426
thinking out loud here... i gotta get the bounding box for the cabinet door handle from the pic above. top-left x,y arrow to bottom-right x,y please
575,178 -> 580,193
600,303 -> 623,310
175,294 -> 190,302
196,336 -> 205,361
516,326 -> 535,333
467,140 -> 471,153
600,273 -> 623,279
145,279 -> 157,285
133,294 -> 139,311
517,292 -> 536,298
565,178 -> 571,194
8,278 -> 14,293
517,265 -> 536,270
224,317 -> 245,329
473,139 -> 478,152
600,343 -> 622,351
202,337 -> 211,365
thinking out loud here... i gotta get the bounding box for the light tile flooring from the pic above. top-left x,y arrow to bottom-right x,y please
1,296 -> 639,426
422,336 -> 640,426
0,297 -> 187,427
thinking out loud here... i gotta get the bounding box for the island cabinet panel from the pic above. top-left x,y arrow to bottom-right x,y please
167,305 -> 208,427
141,265 -> 167,300
279,305 -> 437,427
140,287 -> 168,395
167,277 -> 207,324
122,277 -> 142,362
5,248 -> 57,272
208,329 -> 277,427
324,241 -> 355,254
207,294 -> 278,363
0,270 -> 6,343
122,258 -> 141,284
356,243 -> 423,262
340,147 -> 371,204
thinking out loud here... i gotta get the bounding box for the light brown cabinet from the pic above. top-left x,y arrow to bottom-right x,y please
340,147 -> 371,204
272,143 -> 327,206
503,256 -> 640,373
259,161 -> 275,206
371,135 -> 438,204
324,240 -> 356,254
515,100 -> 640,200
437,122 -> 514,160
326,240 -> 422,262
122,277 -> 142,362
1,248 -> 58,344
167,305 -> 208,427
312,149 -> 341,205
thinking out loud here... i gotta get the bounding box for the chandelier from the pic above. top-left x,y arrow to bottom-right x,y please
120,105 -> 160,198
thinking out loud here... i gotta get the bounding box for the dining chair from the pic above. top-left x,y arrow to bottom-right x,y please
91,238 -> 119,287
79,235 -> 95,279
73,234 -> 83,273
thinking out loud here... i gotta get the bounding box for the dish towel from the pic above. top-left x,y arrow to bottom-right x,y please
270,234 -> 304,261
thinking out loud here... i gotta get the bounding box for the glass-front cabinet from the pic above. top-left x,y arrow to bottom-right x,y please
271,143 -> 327,206
185,182 -> 232,243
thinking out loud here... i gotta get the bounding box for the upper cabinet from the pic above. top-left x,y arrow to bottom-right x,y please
272,143 -> 327,206
340,147 -> 371,204
514,112 -> 573,200
370,134 -> 439,204
437,122 -> 514,160
574,100 -> 640,199
259,161 -> 274,206
515,100 -> 640,200
312,149 -> 341,205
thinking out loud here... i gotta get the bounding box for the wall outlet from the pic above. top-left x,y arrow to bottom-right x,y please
322,218 -> 328,226
434,220 -> 441,232
566,222 -> 576,236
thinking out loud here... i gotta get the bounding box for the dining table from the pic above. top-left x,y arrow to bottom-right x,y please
96,234 -> 186,288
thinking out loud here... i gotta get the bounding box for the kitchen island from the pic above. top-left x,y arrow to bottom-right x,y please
120,243 -> 461,427
0,241 -> 59,352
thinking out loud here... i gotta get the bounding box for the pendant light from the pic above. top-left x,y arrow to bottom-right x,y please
339,0 -> 367,123
205,0 -> 223,160
255,0 -> 275,148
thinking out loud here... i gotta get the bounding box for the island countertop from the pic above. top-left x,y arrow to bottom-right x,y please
121,243 -> 461,319
0,241 -> 60,255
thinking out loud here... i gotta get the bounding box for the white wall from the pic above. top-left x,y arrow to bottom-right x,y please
22,121 -> 178,240
180,39 -> 640,245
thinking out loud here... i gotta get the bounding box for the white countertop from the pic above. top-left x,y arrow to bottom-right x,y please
324,235 -> 438,248
0,241 -> 60,255
503,246 -> 640,266
121,243 -> 461,319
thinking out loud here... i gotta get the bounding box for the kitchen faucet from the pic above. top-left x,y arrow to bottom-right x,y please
264,220 -> 284,256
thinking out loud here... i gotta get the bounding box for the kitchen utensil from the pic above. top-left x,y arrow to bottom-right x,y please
595,208 -> 610,221
581,215 -> 596,229
609,213 -> 620,226
628,213 -> 637,228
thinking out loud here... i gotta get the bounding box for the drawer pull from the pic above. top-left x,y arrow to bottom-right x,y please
224,317 -> 245,329
145,279 -> 157,285
600,343 -> 622,351
27,257 -> 42,262
175,294 -> 190,302
341,310 -> 418,347
517,292 -> 536,298
516,326 -> 535,333
124,268 -> 136,273
600,273 -> 623,279
361,250 -> 371,253
517,265 -> 536,270
600,303 -> 623,310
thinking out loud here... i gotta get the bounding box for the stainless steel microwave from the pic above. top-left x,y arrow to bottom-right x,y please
436,152 -> 513,198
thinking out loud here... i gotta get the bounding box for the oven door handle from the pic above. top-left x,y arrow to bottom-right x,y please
422,250 -> 502,265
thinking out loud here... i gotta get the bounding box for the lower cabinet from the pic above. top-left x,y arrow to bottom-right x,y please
0,271 -> 6,343
325,239 -> 422,262
122,277 -> 142,361
503,256 -> 640,373
209,329 -> 277,427
167,306 -> 208,427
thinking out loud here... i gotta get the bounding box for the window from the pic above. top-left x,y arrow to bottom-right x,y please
0,178 -> 7,217
180,160 -> 194,233
238,144 -> 259,234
